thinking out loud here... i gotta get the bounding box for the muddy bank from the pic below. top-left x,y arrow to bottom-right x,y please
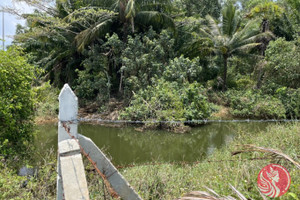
35,100 -> 233,133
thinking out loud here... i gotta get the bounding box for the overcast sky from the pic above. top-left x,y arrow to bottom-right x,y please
0,0 -> 34,49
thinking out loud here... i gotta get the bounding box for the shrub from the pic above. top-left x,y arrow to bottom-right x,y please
226,90 -> 286,119
264,37 -> 300,88
235,76 -> 254,90
120,79 -> 211,124
33,82 -> 59,119
0,149 -> 57,199
163,55 -> 202,84
75,44 -> 111,104
275,87 -> 300,118
75,29 -> 176,102
121,29 -> 175,98
0,47 -> 36,154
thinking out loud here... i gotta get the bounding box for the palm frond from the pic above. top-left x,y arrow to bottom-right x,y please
140,3 -> 172,13
232,144 -> 300,169
182,38 -> 214,58
125,0 -> 136,19
230,43 -> 261,54
135,11 -> 175,31
222,2 -> 241,37
205,15 -> 221,37
228,19 -> 260,48
75,18 -> 114,52
198,28 -> 214,40
236,31 -> 274,47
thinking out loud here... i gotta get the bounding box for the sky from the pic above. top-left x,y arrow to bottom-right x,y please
0,0 -> 34,49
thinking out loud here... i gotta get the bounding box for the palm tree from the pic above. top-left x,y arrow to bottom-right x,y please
14,0 -> 175,87
200,2 -> 273,91
246,0 -> 283,88
247,0 -> 283,56
71,0 -> 175,51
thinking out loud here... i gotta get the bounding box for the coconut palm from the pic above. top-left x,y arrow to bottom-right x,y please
69,0 -> 175,51
14,0 -> 175,86
200,2 -> 273,91
246,0 -> 284,88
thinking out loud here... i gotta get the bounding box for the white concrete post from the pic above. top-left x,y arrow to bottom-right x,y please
58,84 -> 78,141
57,84 -> 89,200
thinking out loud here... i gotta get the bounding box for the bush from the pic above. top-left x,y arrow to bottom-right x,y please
275,87 -> 300,118
0,47 -> 36,155
0,150 -> 57,199
120,79 -> 211,125
75,29 -> 176,102
121,29 -> 175,98
226,90 -> 286,119
264,37 -> 300,88
163,55 -> 202,84
235,76 -> 254,90
33,82 -> 59,119
75,44 -> 111,104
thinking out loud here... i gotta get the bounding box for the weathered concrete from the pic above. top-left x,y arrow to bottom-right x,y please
57,83 -> 140,200
58,122 -> 78,142
58,84 -> 78,122
58,84 -> 78,142
60,154 -> 89,200
59,139 -> 80,156
57,84 -> 89,200
78,134 -> 142,200
56,156 -> 63,200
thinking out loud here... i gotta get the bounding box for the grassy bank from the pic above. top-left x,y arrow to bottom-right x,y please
1,123 -> 299,199
120,123 -> 300,199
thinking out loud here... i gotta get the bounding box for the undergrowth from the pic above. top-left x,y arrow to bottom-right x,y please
1,123 -> 299,199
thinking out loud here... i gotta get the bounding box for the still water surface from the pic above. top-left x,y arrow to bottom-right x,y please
35,122 -> 270,165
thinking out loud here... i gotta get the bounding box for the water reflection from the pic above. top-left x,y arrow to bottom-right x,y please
35,122 -> 270,165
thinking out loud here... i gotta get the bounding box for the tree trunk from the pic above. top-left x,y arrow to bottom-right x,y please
119,70 -> 123,94
131,17 -> 135,33
222,55 -> 228,91
256,19 -> 269,89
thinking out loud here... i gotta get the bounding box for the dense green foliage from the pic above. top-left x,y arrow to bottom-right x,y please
121,79 -> 211,124
0,47 -> 36,155
2,0 -> 298,124
2,1 -> 300,199
9,0 -> 299,124
264,37 -> 300,88
274,87 -> 300,119
75,29 -> 176,102
33,82 -> 59,120
225,90 -> 286,119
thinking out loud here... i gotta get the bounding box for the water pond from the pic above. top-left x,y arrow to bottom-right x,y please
35,122 -> 271,166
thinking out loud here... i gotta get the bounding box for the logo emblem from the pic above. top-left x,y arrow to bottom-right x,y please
257,164 -> 291,198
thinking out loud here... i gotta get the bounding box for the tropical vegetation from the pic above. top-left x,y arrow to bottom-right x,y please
1,122 -> 299,199
0,47 -> 37,156
6,0 -> 298,125
1,0 -> 300,198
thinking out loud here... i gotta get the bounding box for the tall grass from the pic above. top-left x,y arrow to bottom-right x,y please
121,123 -> 300,199
1,123 -> 299,199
